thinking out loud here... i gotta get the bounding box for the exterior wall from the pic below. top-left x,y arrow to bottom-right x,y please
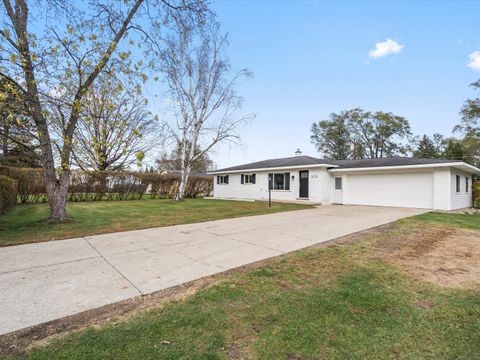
213,168 -> 329,203
433,168 -> 450,210
449,168 -> 473,210
213,165 -> 476,210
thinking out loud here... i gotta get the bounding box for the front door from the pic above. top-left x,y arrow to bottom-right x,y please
299,171 -> 309,198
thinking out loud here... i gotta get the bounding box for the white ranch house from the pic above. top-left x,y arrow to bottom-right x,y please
210,151 -> 480,211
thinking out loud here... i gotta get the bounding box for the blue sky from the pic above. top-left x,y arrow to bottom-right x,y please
206,0 -> 480,168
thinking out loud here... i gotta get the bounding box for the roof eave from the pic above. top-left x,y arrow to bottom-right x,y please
209,163 -> 338,175
329,162 -> 480,174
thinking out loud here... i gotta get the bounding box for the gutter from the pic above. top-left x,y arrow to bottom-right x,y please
209,163 -> 338,175
328,162 -> 480,174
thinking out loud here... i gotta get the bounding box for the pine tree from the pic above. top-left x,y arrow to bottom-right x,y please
413,135 -> 438,158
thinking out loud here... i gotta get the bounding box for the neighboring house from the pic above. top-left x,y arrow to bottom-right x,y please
210,150 -> 480,210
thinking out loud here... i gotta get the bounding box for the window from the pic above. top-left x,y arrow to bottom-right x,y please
456,175 -> 460,193
335,177 -> 342,190
466,177 -> 469,193
268,173 -> 290,190
241,174 -> 256,184
217,175 -> 229,185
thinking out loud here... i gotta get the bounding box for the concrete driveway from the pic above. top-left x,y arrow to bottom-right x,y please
0,205 -> 426,335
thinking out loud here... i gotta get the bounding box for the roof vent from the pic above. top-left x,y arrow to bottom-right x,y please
295,148 -> 302,157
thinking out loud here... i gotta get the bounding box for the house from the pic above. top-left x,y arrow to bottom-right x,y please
210,150 -> 480,210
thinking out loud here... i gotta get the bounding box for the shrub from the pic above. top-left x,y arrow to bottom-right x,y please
0,175 -> 17,214
0,166 -> 213,203
0,166 -> 46,203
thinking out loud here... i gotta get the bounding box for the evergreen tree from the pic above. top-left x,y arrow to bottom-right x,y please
413,135 -> 439,158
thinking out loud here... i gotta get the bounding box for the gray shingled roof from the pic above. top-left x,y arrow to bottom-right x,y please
332,157 -> 460,169
214,155 -> 337,172
213,156 -> 463,173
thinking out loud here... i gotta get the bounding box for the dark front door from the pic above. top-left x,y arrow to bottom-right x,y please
299,171 -> 309,198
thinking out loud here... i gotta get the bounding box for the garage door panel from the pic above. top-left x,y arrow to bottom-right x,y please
346,172 -> 433,209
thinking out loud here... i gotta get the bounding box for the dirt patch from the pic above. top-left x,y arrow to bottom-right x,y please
414,299 -> 435,309
376,223 -> 480,289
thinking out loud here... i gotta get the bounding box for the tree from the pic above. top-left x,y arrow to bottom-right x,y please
0,0 -> 206,221
454,79 -> 480,166
413,134 -> 439,158
156,141 -> 214,173
0,79 -> 40,167
159,19 -> 253,200
310,112 -> 351,160
442,138 -> 465,161
347,108 -> 412,158
70,78 -> 161,171
311,108 -> 411,160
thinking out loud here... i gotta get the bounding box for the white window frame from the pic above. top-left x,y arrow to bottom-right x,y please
243,174 -> 255,184
466,177 -> 469,193
456,175 -> 460,193
270,172 -> 290,191
218,175 -> 228,185
334,177 -> 342,190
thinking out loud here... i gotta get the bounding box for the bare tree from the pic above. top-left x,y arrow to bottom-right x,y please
0,0 -> 206,221
160,19 -> 253,199
70,78 -> 161,171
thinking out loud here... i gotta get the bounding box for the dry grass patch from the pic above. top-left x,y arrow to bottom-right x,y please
375,223 -> 480,290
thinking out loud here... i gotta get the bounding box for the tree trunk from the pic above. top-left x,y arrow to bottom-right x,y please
45,170 -> 70,222
176,165 -> 191,200
1,118 -> 8,157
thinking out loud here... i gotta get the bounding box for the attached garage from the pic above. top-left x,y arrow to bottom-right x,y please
212,154 -> 480,211
342,171 -> 434,209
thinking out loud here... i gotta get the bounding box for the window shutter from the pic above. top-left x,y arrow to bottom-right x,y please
217,176 -> 220,185
225,175 -> 229,184
268,173 -> 273,190
252,174 -> 256,184
241,174 -> 244,184
285,173 -> 290,190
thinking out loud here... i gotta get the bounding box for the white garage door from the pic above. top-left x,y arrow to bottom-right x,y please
345,172 -> 434,209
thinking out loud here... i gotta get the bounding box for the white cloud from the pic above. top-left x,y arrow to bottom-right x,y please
368,38 -> 404,59
467,51 -> 480,72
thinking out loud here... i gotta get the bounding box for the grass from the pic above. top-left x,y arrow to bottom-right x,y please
0,199 -> 311,247
6,212 -> 480,359
406,211 -> 480,230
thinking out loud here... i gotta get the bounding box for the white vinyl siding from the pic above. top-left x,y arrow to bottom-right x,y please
213,169 -> 326,203
213,165 -> 477,210
433,168 -> 450,210
450,169 -> 472,210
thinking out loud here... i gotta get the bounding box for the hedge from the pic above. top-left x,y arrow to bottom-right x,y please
0,166 -> 213,204
0,175 -> 17,213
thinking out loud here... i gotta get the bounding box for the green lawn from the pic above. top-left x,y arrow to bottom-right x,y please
406,211 -> 480,230
6,212 -> 480,359
0,199 -> 311,247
